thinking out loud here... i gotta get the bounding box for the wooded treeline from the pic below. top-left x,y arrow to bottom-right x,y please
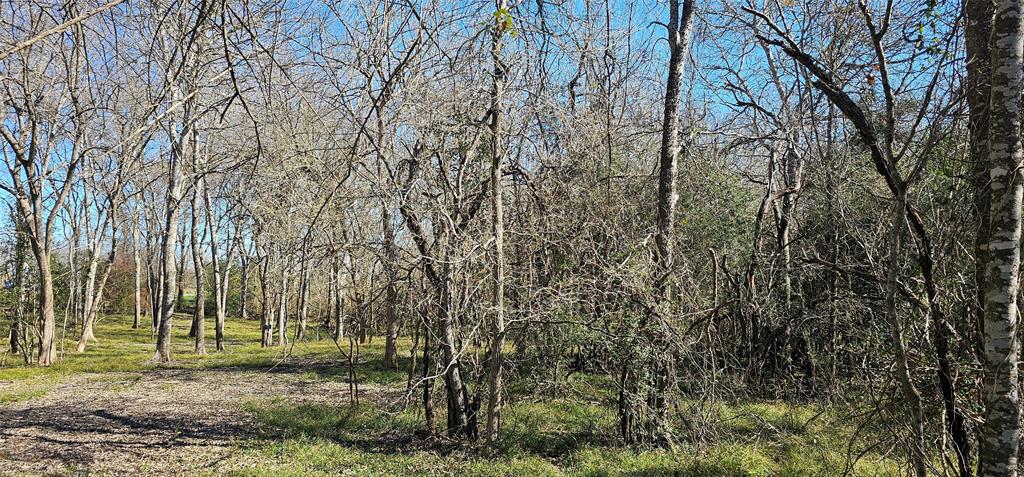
1,0 -> 1022,475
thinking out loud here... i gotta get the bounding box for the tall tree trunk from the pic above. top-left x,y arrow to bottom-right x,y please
406,284 -> 420,390
355,292 -> 366,344
212,253 -> 226,351
75,188 -> 97,348
884,195 -> 927,477
68,230 -> 81,343
383,209 -> 399,369
133,214 -> 143,329
439,260 -> 474,440
963,12 -> 994,475
10,216 -> 26,357
334,255 -> 345,341
155,117 -> 188,363
620,0 -> 694,447
421,315 -> 434,432
978,0 -> 1024,474
190,180 -> 206,355
215,258 -> 230,351
485,0 -> 509,444
206,192 -> 234,352
77,238 -> 117,353
239,251 -> 249,321
277,264 -> 288,347
967,0 -> 994,363
32,246 -> 57,366
149,253 -> 161,331
259,253 -> 272,347
297,265 -> 309,341
77,201 -> 119,353
325,260 -> 335,335
653,0 -> 693,296
78,245 -> 100,349
177,231 -> 187,315
771,147 -> 802,375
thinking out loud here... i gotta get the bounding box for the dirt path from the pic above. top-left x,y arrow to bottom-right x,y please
0,362 -> 366,476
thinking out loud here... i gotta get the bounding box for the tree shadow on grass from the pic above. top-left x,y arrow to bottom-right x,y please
185,351 -> 411,389
246,396 -> 621,462
246,400 -> 449,455
0,403 -> 251,467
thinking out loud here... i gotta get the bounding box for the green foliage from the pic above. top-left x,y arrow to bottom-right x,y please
493,8 -> 515,36
675,160 -> 757,259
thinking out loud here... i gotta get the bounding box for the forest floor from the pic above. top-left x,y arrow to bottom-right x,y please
0,315 -> 901,476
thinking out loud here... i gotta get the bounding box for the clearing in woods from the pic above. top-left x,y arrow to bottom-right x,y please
0,315 -> 898,476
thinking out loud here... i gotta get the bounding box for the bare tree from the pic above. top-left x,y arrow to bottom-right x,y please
977,0 -> 1024,473
0,3 -> 91,365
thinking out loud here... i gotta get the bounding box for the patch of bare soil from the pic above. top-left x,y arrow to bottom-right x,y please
0,361 -> 370,476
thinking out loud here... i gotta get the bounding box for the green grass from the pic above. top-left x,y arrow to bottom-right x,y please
0,375 -> 54,403
218,436 -> 565,477
0,313 -> 384,381
234,384 -> 900,476
1,314 -> 904,476
245,399 -> 423,441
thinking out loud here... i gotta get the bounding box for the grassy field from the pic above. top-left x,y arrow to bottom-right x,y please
0,314 -> 902,476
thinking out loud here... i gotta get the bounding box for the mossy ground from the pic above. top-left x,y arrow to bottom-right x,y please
0,314 -> 900,476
